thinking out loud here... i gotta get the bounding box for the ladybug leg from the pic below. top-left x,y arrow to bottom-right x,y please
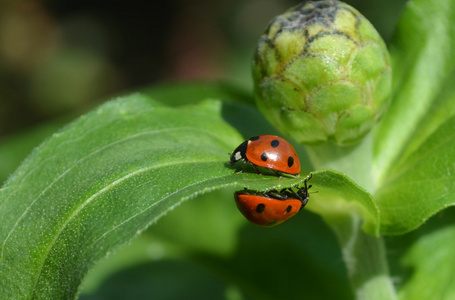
267,190 -> 278,197
234,159 -> 248,174
287,188 -> 300,198
267,189 -> 283,199
250,163 -> 262,175
268,168 -> 282,177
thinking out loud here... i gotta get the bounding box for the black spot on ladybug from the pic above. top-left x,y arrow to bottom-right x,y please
288,156 -> 294,167
256,203 -> 265,213
271,140 -> 280,148
261,153 -> 268,161
286,205 -> 292,213
250,136 -> 260,141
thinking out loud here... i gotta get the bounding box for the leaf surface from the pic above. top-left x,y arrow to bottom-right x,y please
376,115 -> 455,234
0,93 -> 379,298
0,95 -> 270,299
374,0 -> 455,184
398,225 -> 455,300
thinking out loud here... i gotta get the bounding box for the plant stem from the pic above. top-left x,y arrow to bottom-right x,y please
305,134 -> 396,299
327,214 -> 397,300
305,133 -> 375,193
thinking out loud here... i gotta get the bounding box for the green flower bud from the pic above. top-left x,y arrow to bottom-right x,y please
252,0 -> 392,145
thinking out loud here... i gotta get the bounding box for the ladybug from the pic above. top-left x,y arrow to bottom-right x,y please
234,174 -> 312,227
230,135 -> 300,176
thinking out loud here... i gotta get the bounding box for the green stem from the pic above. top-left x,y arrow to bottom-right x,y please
326,214 -> 396,300
306,133 -> 375,193
305,134 -> 396,299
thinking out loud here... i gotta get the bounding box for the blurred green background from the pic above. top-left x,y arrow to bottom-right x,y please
1,0 -> 406,139
0,1 -> 407,299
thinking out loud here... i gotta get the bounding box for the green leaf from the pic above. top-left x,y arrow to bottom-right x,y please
0,91 -> 382,299
307,170 -> 379,237
0,81 -> 254,186
197,210 -> 354,300
1,95 -> 307,299
374,0 -> 455,184
396,70 -> 455,162
78,170 -> 378,299
81,202 -> 353,300
79,188 -> 245,295
81,169 -> 379,299
385,207 -> 455,300
398,225 -> 455,300
81,169 -> 377,300
375,115 -> 455,234
83,259 -> 232,300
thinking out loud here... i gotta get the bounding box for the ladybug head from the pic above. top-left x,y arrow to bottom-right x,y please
295,173 -> 313,201
229,140 -> 248,165
296,185 -> 310,199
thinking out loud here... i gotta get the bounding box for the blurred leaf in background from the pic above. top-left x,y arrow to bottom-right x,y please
0,0 -> 406,137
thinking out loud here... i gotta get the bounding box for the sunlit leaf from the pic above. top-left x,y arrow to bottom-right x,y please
374,0 -> 455,184
376,116 -> 455,234
309,170 -> 379,236
0,95 -> 299,299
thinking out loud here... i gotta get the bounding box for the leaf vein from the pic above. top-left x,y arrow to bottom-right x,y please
1,126 -> 230,259
31,158 -> 223,294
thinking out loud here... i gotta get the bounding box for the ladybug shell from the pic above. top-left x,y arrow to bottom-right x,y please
245,135 -> 300,175
234,193 -> 303,227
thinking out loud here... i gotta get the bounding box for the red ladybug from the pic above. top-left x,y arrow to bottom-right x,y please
230,135 -> 300,176
234,174 -> 312,227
